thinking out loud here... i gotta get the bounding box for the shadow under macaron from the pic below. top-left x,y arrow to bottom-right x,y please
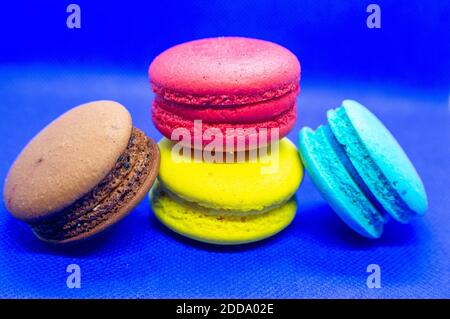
294,201 -> 425,250
3,207 -> 140,257
148,211 -> 290,253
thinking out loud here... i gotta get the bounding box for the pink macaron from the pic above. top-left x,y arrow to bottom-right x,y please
149,37 -> 301,150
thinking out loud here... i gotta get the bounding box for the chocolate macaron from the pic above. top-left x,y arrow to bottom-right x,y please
3,100 -> 160,244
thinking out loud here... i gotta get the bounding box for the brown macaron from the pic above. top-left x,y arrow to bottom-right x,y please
3,100 -> 160,244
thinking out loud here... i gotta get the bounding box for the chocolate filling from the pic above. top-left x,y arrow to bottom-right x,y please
31,128 -> 154,241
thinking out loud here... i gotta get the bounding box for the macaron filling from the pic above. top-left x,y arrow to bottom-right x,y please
158,180 -> 292,216
327,106 -> 413,222
152,102 -> 296,149
154,89 -> 298,124
323,125 -> 388,219
151,78 -> 299,106
31,128 -> 155,242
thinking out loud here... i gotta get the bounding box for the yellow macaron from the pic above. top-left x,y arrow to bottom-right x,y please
151,138 -> 303,244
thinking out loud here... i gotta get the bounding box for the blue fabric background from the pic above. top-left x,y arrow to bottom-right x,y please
0,1 -> 449,298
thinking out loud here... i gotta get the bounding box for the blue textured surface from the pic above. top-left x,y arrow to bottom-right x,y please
0,65 -> 449,298
0,0 -> 449,299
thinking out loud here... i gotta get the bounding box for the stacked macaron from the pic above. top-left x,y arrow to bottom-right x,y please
149,37 -> 303,244
149,37 -> 300,150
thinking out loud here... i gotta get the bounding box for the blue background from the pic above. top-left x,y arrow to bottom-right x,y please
0,1 -> 449,298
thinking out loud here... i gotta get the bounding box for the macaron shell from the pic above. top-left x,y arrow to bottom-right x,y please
157,137 -> 303,213
329,100 -> 428,222
149,37 -> 300,105
298,126 -> 384,238
151,184 -> 297,245
3,101 -> 132,221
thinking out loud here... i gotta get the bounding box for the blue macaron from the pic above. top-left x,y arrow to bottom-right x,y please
298,100 -> 427,238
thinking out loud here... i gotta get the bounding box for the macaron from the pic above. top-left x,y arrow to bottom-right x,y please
298,100 -> 428,238
151,137 -> 303,244
149,37 -> 300,150
3,101 -> 160,244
